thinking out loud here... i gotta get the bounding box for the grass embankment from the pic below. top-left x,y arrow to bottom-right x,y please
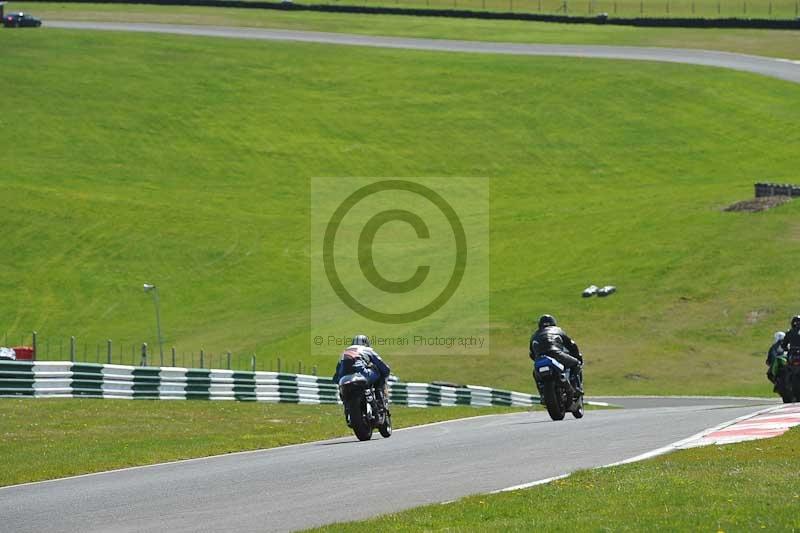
1,30 -> 799,396
312,427 -> 800,532
0,399 -> 524,487
10,2 -> 800,59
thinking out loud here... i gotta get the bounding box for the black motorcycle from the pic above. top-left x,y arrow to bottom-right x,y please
533,355 -> 584,421
338,373 -> 392,441
775,351 -> 800,404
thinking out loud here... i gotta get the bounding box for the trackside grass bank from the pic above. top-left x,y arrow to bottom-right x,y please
0,399 -> 525,487
12,2 -> 800,59
1,31 -> 799,396
311,426 -> 800,532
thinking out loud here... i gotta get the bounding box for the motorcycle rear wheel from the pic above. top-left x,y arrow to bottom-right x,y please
543,381 -> 566,421
790,374 -> 800,404
348,396 -> 373,441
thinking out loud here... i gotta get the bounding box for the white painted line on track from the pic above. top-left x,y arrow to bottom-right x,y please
0,433 -> 329,492
493,403 -> 785,495
492,474 -> 571,494
608,404 -> 780,460
0,409 -> 532,492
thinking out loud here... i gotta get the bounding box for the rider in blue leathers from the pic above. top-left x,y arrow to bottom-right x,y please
333,334 -> 391,411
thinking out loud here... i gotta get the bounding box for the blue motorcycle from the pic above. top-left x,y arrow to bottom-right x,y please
534,355 -> 584,421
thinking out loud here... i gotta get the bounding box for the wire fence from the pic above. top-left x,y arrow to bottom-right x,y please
283,0 -> 800,18
1,331 -> 318,375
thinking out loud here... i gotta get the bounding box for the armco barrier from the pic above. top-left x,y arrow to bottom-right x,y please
26,0 -> 800,29
0,360 -> 547,407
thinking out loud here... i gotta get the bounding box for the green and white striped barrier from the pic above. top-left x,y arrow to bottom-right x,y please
0,360 -> 554,407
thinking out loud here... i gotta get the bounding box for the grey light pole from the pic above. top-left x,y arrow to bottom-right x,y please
143,283 -> 164,364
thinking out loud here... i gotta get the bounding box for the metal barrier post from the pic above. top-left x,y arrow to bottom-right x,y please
107,339 -> 112,364
227,351 -> 232,370
172,346 -> 176,367
70,336 -> 76,362
141,343 -> 148,367
32,331 -> 37,361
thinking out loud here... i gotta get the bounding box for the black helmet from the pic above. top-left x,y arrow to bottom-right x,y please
538,314 -> 557,329
352,334 -> 371,347
792,315 -> 800,329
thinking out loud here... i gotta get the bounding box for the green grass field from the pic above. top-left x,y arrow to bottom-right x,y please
10,3 -> 800,59
1,28 -> 799,397
310,426 -> 800,531
0,399 -> 524,486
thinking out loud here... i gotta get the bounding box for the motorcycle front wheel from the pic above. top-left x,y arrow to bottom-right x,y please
379,410 -> 392,438
571,396 -> 584,419
543,381 -> 566,421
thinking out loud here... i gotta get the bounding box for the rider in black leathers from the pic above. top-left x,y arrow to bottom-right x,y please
771,316 -> 800,394
530,314 -> 583,398
780,315 -> 800,356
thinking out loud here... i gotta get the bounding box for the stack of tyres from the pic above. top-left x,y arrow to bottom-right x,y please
597,286 -> 617,297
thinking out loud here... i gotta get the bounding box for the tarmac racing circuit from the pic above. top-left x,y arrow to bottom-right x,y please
0,397 -> 779,532
4,21 -> 797,532
46,22 -> 800,85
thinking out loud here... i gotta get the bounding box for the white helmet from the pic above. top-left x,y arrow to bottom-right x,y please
775,331 -> 786,343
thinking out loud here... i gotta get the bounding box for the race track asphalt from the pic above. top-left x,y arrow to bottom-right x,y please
45,21 -> 800,85
0,398 -> 777,532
